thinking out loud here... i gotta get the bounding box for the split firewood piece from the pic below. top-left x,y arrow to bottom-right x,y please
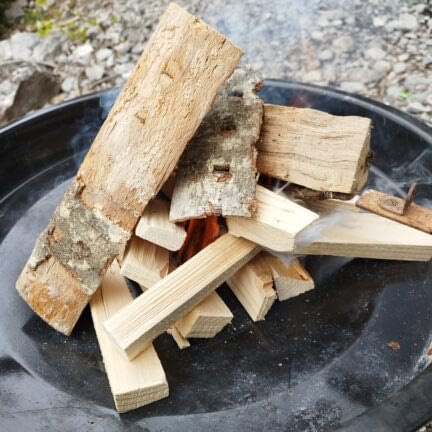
356,189 -> 432,234
226,185 -> 319,252
135,199 -> 186,251
169,68 -> 263,222
120,235 -> 169,291
15,3 -> 242,336
90,261 -> 168,413
166,326 -> 190,349
263,253 -> 314,301
104,234 -> 261,360
227,253 -> 276,321
256,104 -> 372,193
176,291 -> 233,338
296,198 -> 432,261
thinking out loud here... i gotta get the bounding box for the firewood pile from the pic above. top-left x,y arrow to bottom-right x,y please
15,3 -> 432,414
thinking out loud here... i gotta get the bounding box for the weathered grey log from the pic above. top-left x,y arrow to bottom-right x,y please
16,3 -> 242,336
169,68 -> 263,222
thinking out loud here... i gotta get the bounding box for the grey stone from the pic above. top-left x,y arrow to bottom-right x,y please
398,53 -> 410,62
386,85 -> 403,98
85,65 -> 105,81
95,48 -> 113,62
0,62 -> 59,126
61,76 -> 78,93
5,0 -> 26,20
373,60 -> 391,74
405,74 -> 430,87
318,50 -> 334,61
32,33 -> 66,63
396,14 -> 418,31
339,81 -> 367,93
115,42 -> 132,54
393,62 -> 407,73
304,70 -> 322,82
0,40 -> 12,61
373,17 -> 386,27
310,31 -> 324,42
407,102 -> 430,114
9,32 -> 41,60
333,36 -> 354,53
365,47 -> 386,60
70,43 -> 94,65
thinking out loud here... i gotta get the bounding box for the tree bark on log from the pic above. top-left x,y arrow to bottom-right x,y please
169,68 -> 263,222
16,3 -> 242,335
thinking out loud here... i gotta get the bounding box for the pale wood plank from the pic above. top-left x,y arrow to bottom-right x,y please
296,198 -> 432,261
227,254 -> 276,321
104,234 -> 261,360
90,261 -> 168,413
135,199 -> 186,251
120,235 -> 169,290
226,185 -> 319,252
257,104 -> 371,193
166,326 -> 190,349
176,291 -> 233,338
263,253 -> 314,301
16,3 -> 242,335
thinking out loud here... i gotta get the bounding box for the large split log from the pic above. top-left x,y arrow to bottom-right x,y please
226,185 -> 319,252
16,3 -> 242,335
296,198 -> 432,260
256,104 -> 372,193
90,261 -> 168,413
104,234 -> 261,360
169,68 -> 263,222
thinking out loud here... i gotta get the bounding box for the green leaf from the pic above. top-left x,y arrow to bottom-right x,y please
399,91 -> 412,100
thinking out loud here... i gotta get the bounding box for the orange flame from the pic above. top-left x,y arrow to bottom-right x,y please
176,216 -> 220,263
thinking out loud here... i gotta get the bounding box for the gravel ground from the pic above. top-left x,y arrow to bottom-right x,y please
0,0 -> 431,125
1,0 -> 432,429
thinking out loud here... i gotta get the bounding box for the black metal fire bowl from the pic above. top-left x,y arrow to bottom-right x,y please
0,80 -> 431,432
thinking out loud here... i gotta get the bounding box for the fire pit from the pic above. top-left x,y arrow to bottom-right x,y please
0,80 -> 431,431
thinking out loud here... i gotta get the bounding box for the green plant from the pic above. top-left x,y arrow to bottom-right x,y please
399,91 -> 412,100
24,0 -> 99,42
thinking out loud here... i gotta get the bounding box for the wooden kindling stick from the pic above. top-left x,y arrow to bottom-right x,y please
16,3 -> 242,335
104,234 -> 261,360
226,185 -> 319,252
90,261 -> 168,413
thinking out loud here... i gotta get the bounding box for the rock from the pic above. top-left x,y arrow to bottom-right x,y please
85,65 -> 105,81
395,14 -> 418,31
339,81 -> 367,93
425,94 -> 432,106
115,42 -> 132,54
0,40 -> 12,61
9,32 -> 41,60
365,47 -> 386,60
61,76 -> 78,93
405,74 -> 430,87
373,17 -> 386,27
310,31 -> 323,42
422,56 -> 432,67
132,43 -> 145,54
333,36 -> 354,53
373,60 -> 391,74
95,48 -> 113,62
407,102 -> 430,114
105,54 -> 115,68
386,85 -> 403,99
304,70 -> 322,82
32,33 -> 66,63
393,62 -> 407,73
5,0 -> 26,20
0,62 -> 59,126
318,50 -> 334,61
70,43 -> 94,65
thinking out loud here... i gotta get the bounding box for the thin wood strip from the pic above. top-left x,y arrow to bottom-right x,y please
90,261 -> 168,413
104,234 -> 261,360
